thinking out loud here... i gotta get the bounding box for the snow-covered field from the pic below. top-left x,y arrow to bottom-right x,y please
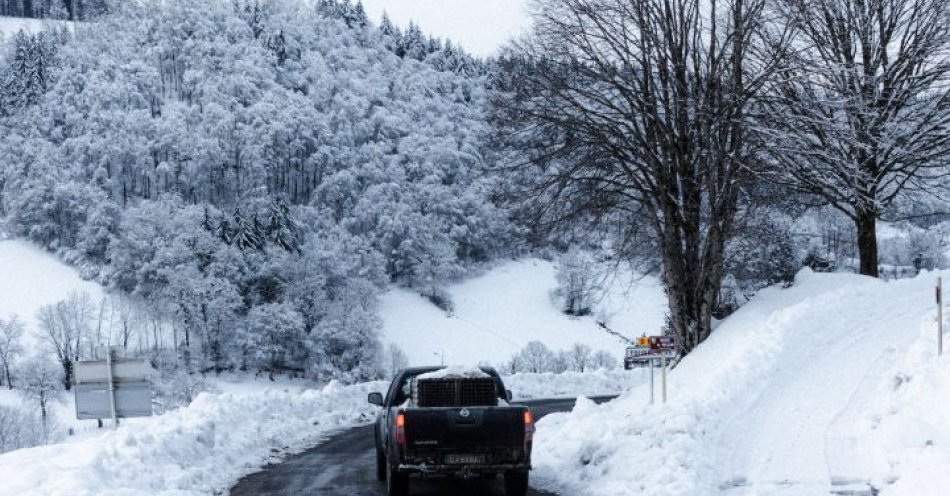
0,239 -> 105,346
531,269 -> 950,496
380,258 -> 667,366
0,380 -> 386,496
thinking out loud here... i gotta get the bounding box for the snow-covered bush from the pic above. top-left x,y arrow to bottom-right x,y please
0,404 -> 44,454
152,369 -> 221,414
724,214 -> 799,297
0,405 -> 44,453
878,227 -> 945,271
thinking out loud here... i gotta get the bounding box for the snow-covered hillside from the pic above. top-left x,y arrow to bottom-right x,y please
0,239 -> 104,342
532,269 -> 950,496
0,15 -> 67,38
360,0 -> 531,56
379,258 -> 667,366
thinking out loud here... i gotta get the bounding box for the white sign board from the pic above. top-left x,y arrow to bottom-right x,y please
74,358 -> 151,384
75,382 -> 152,419
73,357 -> 153,421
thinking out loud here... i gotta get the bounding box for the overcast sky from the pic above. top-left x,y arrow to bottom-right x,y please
359,0 -> 532,57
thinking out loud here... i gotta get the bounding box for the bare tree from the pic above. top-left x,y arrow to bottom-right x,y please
113,294 -> 142,350
496,0 -> 786,352
591,350 -> 617,370
758,0 -> 950,277
569,343 -> 592,372
21,356 -> 60,444
514,341 -> 556,373
383,343 -> 409,378
36,291 -> 94,389
0,405 -> 43,454
0,315 -> 24,388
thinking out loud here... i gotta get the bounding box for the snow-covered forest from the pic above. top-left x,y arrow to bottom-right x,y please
0,0 -> 948,467
0,0 -> 515,385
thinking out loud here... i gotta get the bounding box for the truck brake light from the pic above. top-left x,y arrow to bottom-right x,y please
524,409 -> 535,443
395,412 -> 406,446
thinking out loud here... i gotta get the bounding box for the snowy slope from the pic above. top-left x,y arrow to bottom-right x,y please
0,239 -> 105,346
0,380 -> 386,496
531,269 -> 949,496
360,0 -> 531,56
379,258 -> 667,366
0,15 -> 68,38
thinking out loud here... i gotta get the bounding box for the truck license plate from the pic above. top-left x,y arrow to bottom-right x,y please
445,454 -> 484,464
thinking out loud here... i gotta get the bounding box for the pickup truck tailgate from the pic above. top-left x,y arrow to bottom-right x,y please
405,407 -> 527,450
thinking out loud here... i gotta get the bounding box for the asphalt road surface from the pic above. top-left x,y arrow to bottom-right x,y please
230,395 -> 617,496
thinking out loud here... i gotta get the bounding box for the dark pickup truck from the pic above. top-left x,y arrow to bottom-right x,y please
368,366 -> 534,496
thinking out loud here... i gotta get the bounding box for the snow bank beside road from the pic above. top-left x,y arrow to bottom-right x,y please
856,315 -> 950,495
531,270 -> 947,496
0,380 -> 385,496
504,369 -> 649,400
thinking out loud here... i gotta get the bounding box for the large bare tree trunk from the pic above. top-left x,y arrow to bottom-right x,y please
856,211 -> 879,278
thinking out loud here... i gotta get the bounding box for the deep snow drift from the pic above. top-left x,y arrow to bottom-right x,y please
379,258 -> 667,366
0,380 -> 386,496
531,269 -> 950,496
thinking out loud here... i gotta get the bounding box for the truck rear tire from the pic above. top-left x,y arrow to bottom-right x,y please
386,462 -> 409,496
504,471 -> 529,496
375,448 -> 386,482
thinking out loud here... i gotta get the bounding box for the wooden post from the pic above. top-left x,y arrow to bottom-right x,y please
938,277 -> 943,357
105,348 -> 119,428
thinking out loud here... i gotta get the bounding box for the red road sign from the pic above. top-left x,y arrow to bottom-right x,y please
649,336 -> 677,351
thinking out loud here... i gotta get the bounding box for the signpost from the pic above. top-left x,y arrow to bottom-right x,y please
74,348 -> 153,427
634,335 -> 677,405
649,336 -> 677,404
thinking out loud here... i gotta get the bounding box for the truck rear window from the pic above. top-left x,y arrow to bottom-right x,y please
413,377 -> 498,407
